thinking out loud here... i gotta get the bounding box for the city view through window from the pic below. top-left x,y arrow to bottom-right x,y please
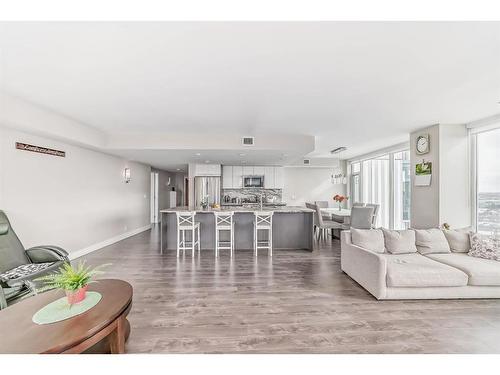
477,127 -> 500,235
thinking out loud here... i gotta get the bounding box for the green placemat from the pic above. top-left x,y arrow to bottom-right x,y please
32,291 -> 102,325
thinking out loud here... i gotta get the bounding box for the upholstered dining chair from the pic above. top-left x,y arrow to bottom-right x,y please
342,206 -> 375,230
0,210 -> 69,310
365,203 -> 380,226
312,204 -> 343,239
314,201 -> 332,221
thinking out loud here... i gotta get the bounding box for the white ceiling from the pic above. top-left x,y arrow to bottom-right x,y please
1,22 -> 500,170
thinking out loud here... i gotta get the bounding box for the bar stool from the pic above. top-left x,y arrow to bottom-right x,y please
214,211 -> 234,258
175,211 -> 200,257
253,211 -> 273,256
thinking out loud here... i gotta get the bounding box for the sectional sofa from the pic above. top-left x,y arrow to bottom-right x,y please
341,228 -> 500,300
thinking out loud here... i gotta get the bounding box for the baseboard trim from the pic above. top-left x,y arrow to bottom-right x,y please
69,225 -> 152,260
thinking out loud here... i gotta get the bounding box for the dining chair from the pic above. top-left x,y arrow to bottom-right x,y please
344,206 -> 375,230
312,204 -> 343,239
314,201 -> 331,221
365,203 -> 380,226
352,202 -> 365,207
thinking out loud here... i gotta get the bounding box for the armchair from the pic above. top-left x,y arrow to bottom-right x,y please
0,210 -> 69,309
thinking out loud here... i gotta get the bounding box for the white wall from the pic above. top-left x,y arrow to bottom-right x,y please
282,165 -> 347,207
410,124 -> 440,228
0,127 -> 151,258
410,124 -> 471,229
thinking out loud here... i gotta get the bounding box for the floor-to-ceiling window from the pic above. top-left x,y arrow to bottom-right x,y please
349,148 -> 410,229
473,127 -> 500,235
393,151 -> 411,229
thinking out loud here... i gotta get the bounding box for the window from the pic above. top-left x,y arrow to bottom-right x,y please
361,155 -> 390,228
349,148 -> 410,229
393,151 -> 411,229
350,162 -> 361,204
474,127 -> 500,235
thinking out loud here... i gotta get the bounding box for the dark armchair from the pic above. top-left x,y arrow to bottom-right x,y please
0,210 -> 69,309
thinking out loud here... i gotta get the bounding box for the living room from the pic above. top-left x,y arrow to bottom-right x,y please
1,1 -> 500,374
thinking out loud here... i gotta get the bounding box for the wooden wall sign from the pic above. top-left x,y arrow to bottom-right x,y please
15,142 -> 66,157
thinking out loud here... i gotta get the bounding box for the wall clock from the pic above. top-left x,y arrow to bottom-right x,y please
416,134 -> 430,155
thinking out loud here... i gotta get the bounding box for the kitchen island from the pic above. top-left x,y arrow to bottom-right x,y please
159,206 -> 314,252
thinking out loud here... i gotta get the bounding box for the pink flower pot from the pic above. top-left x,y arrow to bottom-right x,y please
66,285 -> 88,305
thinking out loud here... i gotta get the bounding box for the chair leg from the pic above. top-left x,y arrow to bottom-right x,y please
269,228 -> 273,257
254,226 -> 258,257
231,226 -> 234,257
215,228 -> 219,258
192,228 -> 195,257
177,228 -> 180,258
197,225 -> 201,252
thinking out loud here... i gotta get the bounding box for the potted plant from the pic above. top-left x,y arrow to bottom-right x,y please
333,194 -> 349,211
36,261 -> 107,305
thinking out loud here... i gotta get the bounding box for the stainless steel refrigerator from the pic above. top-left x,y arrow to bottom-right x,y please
194,176 -> 221,208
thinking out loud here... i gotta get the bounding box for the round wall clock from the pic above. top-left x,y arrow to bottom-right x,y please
416,134 -> 430,155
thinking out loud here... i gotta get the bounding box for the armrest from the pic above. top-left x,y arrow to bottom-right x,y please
25,246 -> 69,263
341,235 -> 387,300
0,286 -> 7,310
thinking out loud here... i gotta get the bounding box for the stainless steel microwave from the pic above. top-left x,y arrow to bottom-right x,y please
243,175 -> 264,188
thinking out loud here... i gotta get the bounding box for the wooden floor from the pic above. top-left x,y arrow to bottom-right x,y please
83,226 -> 500,354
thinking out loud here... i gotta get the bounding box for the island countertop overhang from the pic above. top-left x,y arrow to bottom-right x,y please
160,206 -> 313,214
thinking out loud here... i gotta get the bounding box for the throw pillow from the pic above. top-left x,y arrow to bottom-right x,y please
414,228 -> 451,254
381,228 -> 418,254
443,227 -> 473,253
469,233 -> 500,261
350,228 -> 385,253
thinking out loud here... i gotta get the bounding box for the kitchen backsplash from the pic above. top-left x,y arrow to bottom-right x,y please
222,188 -> 283,203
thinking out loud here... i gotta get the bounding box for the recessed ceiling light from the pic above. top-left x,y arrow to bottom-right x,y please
176,168 -> 181,171
239,153 -> 246,157
205,160 -> 210,163
195,153 -> 201,156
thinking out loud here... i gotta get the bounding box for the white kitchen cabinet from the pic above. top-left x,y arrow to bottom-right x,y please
232,166 -> 243,188
222,166 -> 233,189
264,167 -> 275,188
253,166 -> 265,176
194,164 -> 221,176
242,166 -> 254,176
274,167 -> 285,188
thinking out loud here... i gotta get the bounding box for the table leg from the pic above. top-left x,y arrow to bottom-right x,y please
109,315 -> 126,354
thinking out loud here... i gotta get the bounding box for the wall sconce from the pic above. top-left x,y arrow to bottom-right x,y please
124,168 -> 131,183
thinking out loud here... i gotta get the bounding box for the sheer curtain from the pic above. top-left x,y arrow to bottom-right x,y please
361,156 -> 390,228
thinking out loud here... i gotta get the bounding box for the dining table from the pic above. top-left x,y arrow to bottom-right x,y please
320,208 -> 351,224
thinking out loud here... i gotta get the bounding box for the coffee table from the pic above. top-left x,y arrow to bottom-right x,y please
0,279 -> 133,354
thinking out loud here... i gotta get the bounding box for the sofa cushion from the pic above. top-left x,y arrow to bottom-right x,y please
382,253 -> 468,288
382,229 -> 417,254
468,233 -> 500,261
443,227 -> 472,253
351,228 -> 385,253
426,253 -> 500,286
414,228 -> 451,254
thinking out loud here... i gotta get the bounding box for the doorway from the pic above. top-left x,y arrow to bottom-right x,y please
150,172 -> 159,223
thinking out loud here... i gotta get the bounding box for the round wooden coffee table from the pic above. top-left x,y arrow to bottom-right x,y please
0,279 -> 133,354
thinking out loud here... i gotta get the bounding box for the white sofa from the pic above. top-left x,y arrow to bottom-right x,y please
341,230 -> 500,300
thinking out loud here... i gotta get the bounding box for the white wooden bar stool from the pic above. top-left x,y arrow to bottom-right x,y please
175,211 -> 200,257
253,211 -> 273,256
214,211 -> 234,258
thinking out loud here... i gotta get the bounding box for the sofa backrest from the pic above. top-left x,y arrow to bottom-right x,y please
0,210 -> 30,273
